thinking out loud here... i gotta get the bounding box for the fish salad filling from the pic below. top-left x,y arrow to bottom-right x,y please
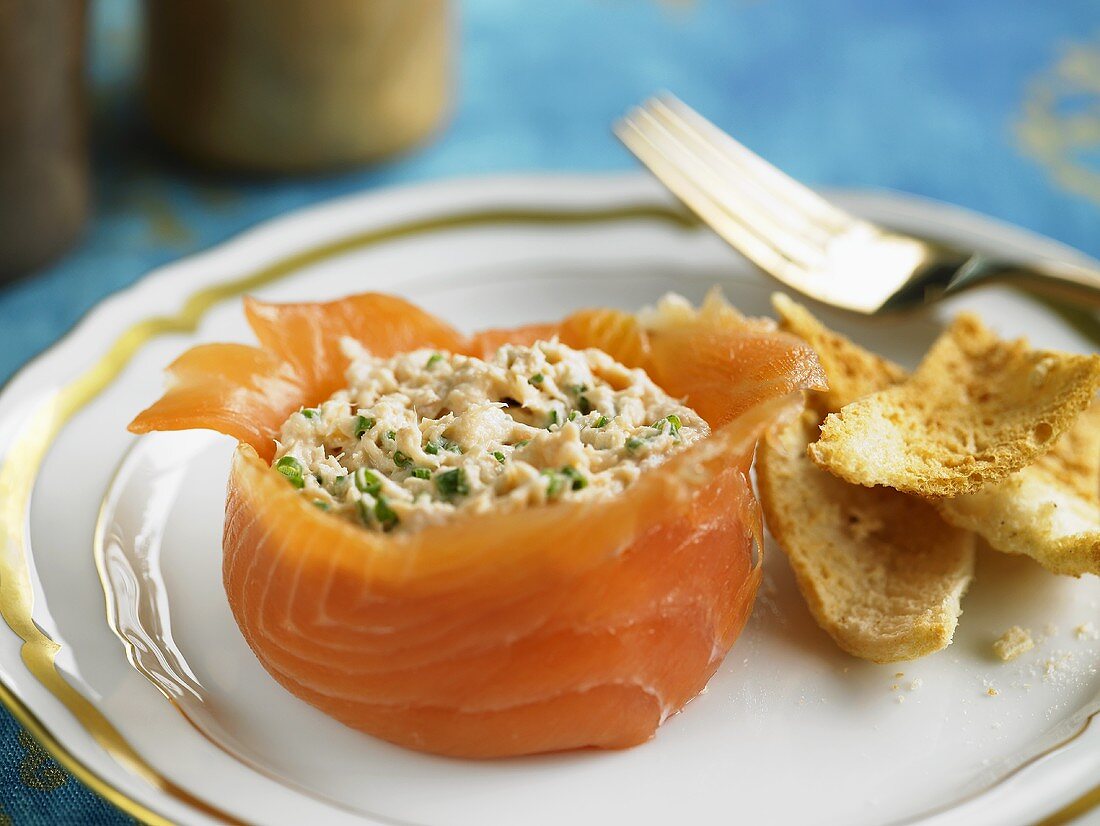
273,338 -> 709,533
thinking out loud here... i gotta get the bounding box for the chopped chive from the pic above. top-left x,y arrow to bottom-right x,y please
547,409 -> 558,428
332,476 -> 350,497
492,450 -> 506,464
354,415 -> 375,437
561,465 -> 588,491
312,500 -> 331,512
275,456 -> 305,489
568,410 -> 578,422
425,437 -> 461,455
542,469 -> 564,497
515,439 -> 530,448
374,497 -> 399,530
529,373 -> 544,385
411,467 -> 431,480
435,468 -> 469,498
393,450 -> 412,468
353,467 -> 382,495
651,414 -> 683,437
570,384 -> 588,395
385,430 -> 396,441
577,396 -> 592,415
427,437 -> 461,455
356,499 -> 372,525
300,407 -> 318,419
626,437 -> 645,452
426,353 -> 443,368
594,415 -> 609,428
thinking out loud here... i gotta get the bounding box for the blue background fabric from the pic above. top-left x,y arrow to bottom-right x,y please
0,1 -> 1097,822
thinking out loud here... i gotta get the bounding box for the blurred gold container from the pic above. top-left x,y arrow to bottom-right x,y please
0,0 -> 88,279
143,0 -> 450,173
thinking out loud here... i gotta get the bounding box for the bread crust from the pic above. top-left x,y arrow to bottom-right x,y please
935,399 -> 1100,576
760,295 -> 975,662
772,294 -> 907,416
808,314 -> 1100,497
759,413 -> 975,662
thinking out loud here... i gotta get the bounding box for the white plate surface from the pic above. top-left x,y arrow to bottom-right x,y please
0,175 -> 1097,826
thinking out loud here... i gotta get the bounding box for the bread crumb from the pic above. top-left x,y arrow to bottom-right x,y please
894,695 -> 905,704
993,626 -> 1034,662
1041,651 -> 1074,683
986,687 -> 999,697
890,683 -> 899,692
909,678 -> 923,691
894,672 -> 904,678
1075,622 -> 1098,641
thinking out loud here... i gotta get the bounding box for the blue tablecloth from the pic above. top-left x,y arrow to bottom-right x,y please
0,0 -> 1097,822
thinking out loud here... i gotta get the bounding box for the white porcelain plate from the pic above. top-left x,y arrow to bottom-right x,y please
0,175 -> 1097,826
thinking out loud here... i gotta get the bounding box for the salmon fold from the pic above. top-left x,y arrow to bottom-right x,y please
130,290 -> 825,757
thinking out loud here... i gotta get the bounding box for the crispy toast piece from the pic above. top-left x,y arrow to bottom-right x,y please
759,413 -> 976,662
759,296 -> 975,661
936,398 -> 1100,576
772,294 -> 907,416
808,313 -> 1100,497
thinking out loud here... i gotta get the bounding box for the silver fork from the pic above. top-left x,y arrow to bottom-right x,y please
615,95 -> 1100,314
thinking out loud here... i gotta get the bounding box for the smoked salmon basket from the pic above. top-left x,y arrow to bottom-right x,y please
130,290 -> 824,758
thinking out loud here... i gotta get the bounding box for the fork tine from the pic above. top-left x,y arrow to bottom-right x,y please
643,100 -> 838,249
652,95 -> 858,233
620,106 -> 830,271
629,106 -> 828,266
615,114 -> 807,284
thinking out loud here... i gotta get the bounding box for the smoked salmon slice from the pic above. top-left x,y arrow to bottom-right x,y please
130,290 -> 824,757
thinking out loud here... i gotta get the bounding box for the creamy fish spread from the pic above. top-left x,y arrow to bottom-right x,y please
272,339 -> 708,533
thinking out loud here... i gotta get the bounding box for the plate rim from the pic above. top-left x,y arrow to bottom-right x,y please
0,171 -> 1095,825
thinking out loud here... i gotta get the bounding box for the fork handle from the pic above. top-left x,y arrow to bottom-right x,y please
955,254 -> 1100,310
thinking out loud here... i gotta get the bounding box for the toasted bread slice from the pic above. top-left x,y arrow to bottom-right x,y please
759,413 -> 976,662
809,313 -> 1100,497
762,296 -> 975,661
936,398 -> 1100,576
772,293 -> 907,412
